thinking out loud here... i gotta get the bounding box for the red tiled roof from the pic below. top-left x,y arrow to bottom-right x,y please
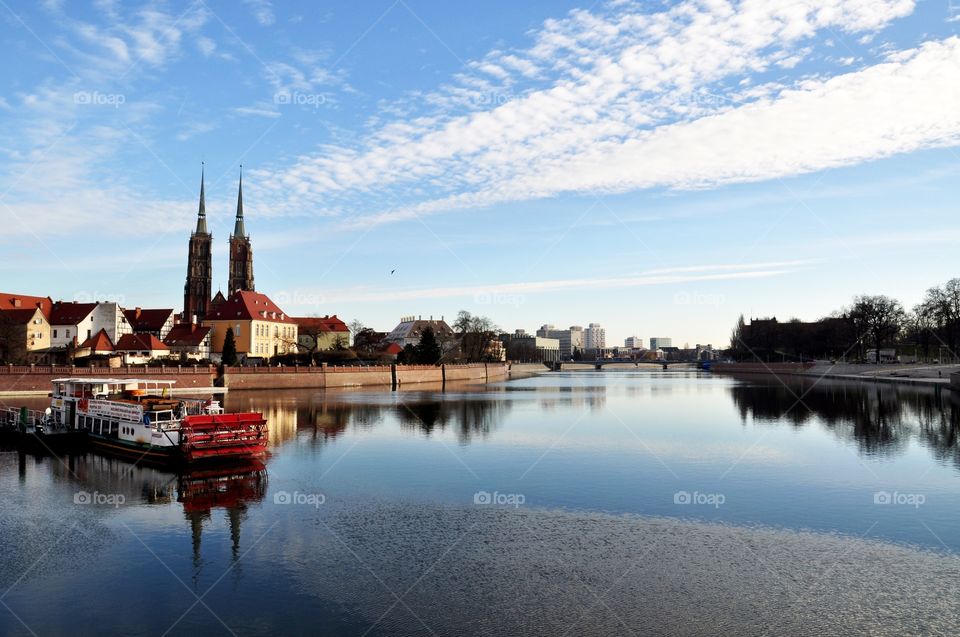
0,293 -> 53,319
51,301 -> 98,326
123,308 -> 174,332
115,333 -> 169,351
205,290 -> 292,323
381,342 -> 404,354
0,308 -> 44,325
293,314 -> 349,332
164,323 -> 211,347
79,329 -> 114,352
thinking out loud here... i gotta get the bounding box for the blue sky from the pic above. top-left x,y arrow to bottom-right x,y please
1,0 -> 958,347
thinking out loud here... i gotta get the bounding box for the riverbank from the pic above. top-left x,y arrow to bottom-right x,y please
712,361 -> 960,389
0,363 -> 508,396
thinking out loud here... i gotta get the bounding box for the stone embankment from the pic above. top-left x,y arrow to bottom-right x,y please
0,363 -> 509,395
712,361 -> 960,390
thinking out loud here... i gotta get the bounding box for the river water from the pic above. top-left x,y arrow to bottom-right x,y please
2,371 -> 960,636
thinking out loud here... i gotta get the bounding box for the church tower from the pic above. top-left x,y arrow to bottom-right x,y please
183,164 -> 213,321
228,167 -> 255,294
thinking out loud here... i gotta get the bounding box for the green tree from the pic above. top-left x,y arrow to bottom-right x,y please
222,327 -> 239,366
415,326 -> 442,364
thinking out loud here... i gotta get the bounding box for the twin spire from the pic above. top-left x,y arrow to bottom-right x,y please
194,163 -> 246,237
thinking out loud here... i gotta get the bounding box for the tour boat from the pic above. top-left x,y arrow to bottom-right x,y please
47,378 -> 268,464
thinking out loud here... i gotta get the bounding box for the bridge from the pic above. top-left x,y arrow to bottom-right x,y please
551,360 -> 700,371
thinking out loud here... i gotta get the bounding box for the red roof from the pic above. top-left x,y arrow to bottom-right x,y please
164,323 -> 211,347
123,308 -> 174,332
0,308 -> 45,326
115,333 -> 169,351
51,301 -> 98,326
0,293 -> 53,319
79,329 -> 114,352
293,315 -> 349,332
381,342 -> 404,355
205,290 -> 292,323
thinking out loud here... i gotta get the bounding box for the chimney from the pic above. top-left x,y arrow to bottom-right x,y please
135,307 -> 142,319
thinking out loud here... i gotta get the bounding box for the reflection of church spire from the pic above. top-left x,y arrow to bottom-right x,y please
190,512 -> 204,567
228,507 -> 243,561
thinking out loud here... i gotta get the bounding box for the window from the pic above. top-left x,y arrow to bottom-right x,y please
53,329 -> 58,338
65,329 -> 70,338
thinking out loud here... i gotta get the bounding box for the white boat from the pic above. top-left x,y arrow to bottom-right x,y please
48,378 -> 268,464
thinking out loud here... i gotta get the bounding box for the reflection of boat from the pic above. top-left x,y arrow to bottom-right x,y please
178,459 -> 268,513
47,378 -> 268,465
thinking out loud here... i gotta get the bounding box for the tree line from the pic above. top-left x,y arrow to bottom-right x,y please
728,277 -> 960,363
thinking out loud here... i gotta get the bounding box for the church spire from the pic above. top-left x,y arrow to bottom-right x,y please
233,165 -> 246,237
196,162 -> 208,234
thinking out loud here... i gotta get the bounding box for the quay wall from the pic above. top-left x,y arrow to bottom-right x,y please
711,363 -> 814,374
0,365 -> 217,395
221,363 -> 507,391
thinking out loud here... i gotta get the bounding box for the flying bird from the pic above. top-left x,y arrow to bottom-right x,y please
390,269 -> 396,275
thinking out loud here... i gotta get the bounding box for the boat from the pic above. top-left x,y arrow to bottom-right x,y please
0,405 -> 85,453
46,378 -> 268,464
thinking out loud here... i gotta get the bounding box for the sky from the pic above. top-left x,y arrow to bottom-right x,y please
1,0 -> 958,348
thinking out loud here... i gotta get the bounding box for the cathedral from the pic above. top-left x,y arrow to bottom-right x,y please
183,165 -> 255,321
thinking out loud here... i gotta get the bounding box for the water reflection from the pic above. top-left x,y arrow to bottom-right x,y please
729,377 -> 960,464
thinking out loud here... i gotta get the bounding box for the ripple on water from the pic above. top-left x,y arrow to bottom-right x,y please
280,503 -> 960,637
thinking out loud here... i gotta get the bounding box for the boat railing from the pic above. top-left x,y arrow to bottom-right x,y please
0,407 -> 67,433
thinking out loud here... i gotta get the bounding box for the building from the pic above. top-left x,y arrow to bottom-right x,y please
123,308 -> 175,340
184,166 -> 213,321
0,305 -> 52,363
50,301 -> 130,349
164,323 -> 212,361
0,292 -> 52,317
536,324 -> 584,360
499,330 -> 560,363
203,290 -> 297,361
115,333 -> 170,365
649,337 -> 672,351
584,323 -> 606,350
228,168 -> 255,294
294,315 -> 350,352
385,316 -> 455,348
624,336 -> 643,349
76,329 -> 116,358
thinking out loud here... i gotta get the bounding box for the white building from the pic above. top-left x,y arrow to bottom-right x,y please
649,337 -> 672,351
624,336 -> 643,349
50,301 -> 131,349
536,324 -> 584,360
584,323 -> 606,350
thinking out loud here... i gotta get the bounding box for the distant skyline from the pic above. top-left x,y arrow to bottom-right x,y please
1,0 -> 959,346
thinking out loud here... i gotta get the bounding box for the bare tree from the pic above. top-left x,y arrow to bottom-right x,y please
850,295 -> 905,362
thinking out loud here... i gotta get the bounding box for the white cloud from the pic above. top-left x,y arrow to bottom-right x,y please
246,0 -> 938,225
243,0 -> 276,26
312,265 -> 804,304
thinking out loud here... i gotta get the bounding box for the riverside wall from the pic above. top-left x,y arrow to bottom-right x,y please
0,365 -> 218,395
221,363 -> 508,391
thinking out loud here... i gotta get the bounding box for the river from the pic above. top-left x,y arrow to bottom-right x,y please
2,370 -> 959,635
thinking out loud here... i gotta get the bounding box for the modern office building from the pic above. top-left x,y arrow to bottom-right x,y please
649,337 -> 672,351
536,324 -> 584,360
